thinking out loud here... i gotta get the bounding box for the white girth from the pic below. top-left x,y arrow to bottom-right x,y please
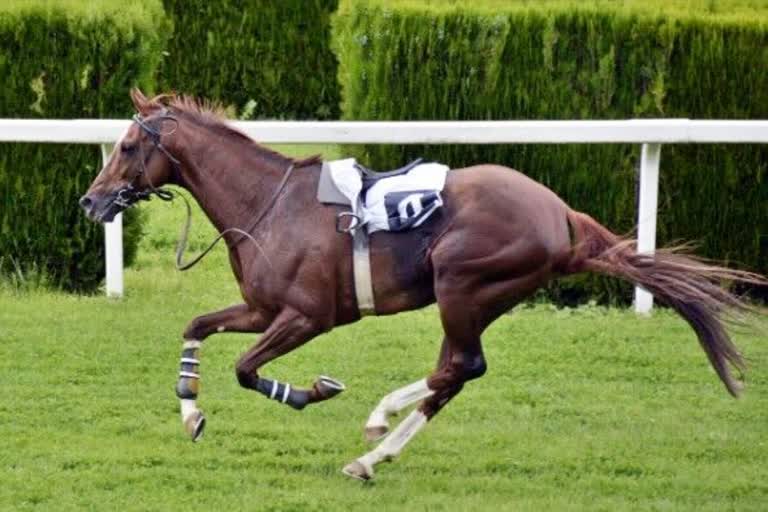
316,159 -> 376,315
352,228 -> 376,315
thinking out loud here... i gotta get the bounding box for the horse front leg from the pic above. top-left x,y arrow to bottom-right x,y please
234,307 -> 346,411
177,304 -> 271,441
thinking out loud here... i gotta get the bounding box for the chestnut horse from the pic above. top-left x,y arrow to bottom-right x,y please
81,90 -> 764,480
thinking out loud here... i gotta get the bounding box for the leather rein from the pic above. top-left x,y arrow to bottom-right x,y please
125,111 -> 297,271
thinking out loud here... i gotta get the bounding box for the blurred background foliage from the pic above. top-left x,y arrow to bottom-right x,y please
0,0 -> 167,292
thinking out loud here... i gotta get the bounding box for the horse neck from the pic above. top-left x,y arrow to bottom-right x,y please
171,122 -> 294,236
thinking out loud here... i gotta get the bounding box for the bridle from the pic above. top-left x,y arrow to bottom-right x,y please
113,112 -> 178,209
123,110 -> 298,271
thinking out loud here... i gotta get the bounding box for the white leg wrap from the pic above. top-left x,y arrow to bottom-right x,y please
281,383 -> 291,404
179,340 -> 202,425
358,410 -> 428,470
366,378 -> 434,429
180,398 -> 198,423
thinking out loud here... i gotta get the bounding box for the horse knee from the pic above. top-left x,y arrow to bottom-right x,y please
183,317 -> 207,341
235,360 -> 258,389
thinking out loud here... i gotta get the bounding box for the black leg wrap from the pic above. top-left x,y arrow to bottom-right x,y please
176,379 -> 199,400
176,347 -> 200,399
256,378 -> 310,410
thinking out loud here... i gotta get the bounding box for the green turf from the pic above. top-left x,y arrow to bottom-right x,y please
1,143 -> 766,511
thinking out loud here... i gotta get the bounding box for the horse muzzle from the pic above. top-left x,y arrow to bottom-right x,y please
79,190 -> 125,223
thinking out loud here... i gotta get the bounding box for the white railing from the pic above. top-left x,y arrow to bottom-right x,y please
2,119 -> 767,313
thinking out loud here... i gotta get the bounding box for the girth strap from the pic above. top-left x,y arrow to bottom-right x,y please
353,228 -> 375,316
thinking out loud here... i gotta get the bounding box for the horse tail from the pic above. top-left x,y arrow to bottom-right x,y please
564,209 -> 766,397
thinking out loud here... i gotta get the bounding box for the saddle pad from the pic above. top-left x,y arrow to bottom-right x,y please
317,161 -> 351,206
324,158 -> 449,234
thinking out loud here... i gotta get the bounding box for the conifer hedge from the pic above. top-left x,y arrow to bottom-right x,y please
160,0 -> 340,120
0,0 -> 168,292
334,0 -> 768,303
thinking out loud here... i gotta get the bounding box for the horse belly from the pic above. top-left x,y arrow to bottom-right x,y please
368,213 -> 444,315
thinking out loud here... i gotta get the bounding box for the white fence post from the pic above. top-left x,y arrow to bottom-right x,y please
634,143 -> 662,314
100,144 -> 123,298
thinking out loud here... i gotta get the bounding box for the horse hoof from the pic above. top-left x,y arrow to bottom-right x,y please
184,410 -> 206,442
364,425 -> 388,442
342,460 -> 373,481
315,375 -> 346,400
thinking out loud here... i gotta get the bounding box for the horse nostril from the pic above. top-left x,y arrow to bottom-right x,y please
79,195 -> 93,211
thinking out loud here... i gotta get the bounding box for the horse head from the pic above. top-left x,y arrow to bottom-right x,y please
80,88 -> 178,223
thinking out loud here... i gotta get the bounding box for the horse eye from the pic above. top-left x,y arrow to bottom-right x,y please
121,143 -> 137,154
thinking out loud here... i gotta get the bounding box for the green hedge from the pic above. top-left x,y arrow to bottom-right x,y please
0,0 -> 168,292
334,0 -> 768,304
160,0 -> 340,120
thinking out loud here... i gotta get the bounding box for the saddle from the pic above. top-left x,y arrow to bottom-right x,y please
317,157 -> 427,206
315,156 -> 449,317
357,158 -> 424,191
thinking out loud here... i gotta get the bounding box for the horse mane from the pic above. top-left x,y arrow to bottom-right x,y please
148,93 -> 322,168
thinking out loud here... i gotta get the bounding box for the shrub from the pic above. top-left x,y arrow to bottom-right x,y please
160,0 -> 340,120
0,0 -> 168,292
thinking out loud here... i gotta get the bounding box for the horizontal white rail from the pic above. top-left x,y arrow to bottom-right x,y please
1,119 -> 768,144
2,118 -> 766,313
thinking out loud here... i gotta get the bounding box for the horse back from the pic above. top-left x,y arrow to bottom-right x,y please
368,164 -> 571,315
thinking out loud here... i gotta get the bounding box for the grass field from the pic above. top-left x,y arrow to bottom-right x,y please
1,145 -> 767,511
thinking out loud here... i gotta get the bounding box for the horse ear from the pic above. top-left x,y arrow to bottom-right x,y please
130,87 -> 149,114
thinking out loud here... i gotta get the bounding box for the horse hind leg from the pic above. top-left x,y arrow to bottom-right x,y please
344,336 -> 486,481
363,377 -> 435,442
362,337 -> 470,441
342,245 -> 547,480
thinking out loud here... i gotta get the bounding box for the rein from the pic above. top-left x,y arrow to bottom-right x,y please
129,111 -> 297,271
171,162 -> 295,271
